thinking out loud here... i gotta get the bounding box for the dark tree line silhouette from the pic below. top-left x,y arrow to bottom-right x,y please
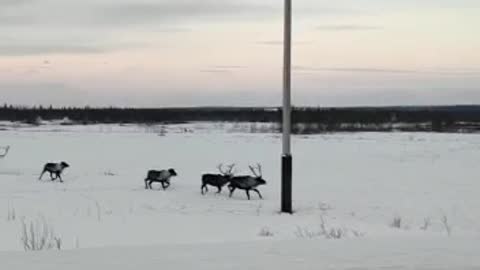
1,104 -> 480,133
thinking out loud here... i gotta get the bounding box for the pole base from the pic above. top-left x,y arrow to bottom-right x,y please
281,154 -> 293,213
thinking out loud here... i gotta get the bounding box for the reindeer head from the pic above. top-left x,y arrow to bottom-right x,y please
61,162 -> 70,168
217,163 -> 236,178
249,163 -> 267,185
168,168 -> 178,176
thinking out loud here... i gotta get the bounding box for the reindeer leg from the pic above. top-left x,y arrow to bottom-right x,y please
245,189 -> 251,200
161,181 -> 170,190
229,187 -> 235,198
57,173 -> 63,183
201,184 -> 206,195
216,186 -> 222,194
145,178 -> 149,189
50,172 -> 56,181
253,188 -> 263,199
39,169 -> 46,180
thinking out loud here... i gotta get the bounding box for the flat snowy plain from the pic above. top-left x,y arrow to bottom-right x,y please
1,122 -> 479,269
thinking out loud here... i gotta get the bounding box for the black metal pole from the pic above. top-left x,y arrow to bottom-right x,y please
281,154 -> 292,213
281,0 -> 293,214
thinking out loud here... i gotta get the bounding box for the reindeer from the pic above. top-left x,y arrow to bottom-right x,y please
228,164 -> 267,200
39,161 -> 70,182
201,164 -> 235,195
145,168 -> 177,190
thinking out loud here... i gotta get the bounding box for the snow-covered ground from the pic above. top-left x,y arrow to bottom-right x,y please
1,122 -> 479,269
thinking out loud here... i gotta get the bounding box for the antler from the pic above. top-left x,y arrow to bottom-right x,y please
225,163 -> 236,175
217,163 -> 226,174
249,163 -> 262,177
218,163 -> 235,175
256,163 -> 262,177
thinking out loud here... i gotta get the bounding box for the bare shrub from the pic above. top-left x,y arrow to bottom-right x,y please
350,230 -> 364,237
320,215 -> 345,239
103,171 -> 116,176
420,217 -> 431,231
255,203 -> 263,216
390,216 -> 402,229
295,215 -> 361,240
258,227 -> 274,237
95,201 -> 102,221
294,226 -> 323,239
318,202 -> 333,212
20,216 -> 62,251
54,237 -> 62,250
441,215 -> 452,236
249,123 -> 258,133
158,125 -> 167,136
7,203 -> 16,222
319,215 -> 328,234
327,228 -> 345,239
74,236 -> 80,249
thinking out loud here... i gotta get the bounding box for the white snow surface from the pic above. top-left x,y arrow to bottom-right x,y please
1,122 -> 479,269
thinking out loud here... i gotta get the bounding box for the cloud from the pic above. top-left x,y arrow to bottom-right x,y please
256,41 -> 282,46
21,66 -> 51,75
96,0 -> 276,26
200,65 -> 248,74
0,81 -> 87,107
0,1 -> 369,56
293,66 -> 480,76
0,44 -> 105,56
0,0 -> 277,28
315,24 -> 382,31
0,14 -> 29,24
0,39 -> 145,56
256,41 -> 312,46
294,66 -> 417,74
0,0 -> 33,7
212,65 -> 247,69
0,0 -> 278,56
200,69 -> 232,74
297,87 -> 480,107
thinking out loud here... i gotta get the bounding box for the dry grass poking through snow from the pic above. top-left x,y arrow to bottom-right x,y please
20,216 -> 62,251
258,227 -> 274,237
294,215 -> 364,240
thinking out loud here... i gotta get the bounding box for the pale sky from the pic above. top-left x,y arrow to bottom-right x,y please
1,0 -> 479,107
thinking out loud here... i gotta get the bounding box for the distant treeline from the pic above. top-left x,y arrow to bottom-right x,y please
1,104 -> 480,133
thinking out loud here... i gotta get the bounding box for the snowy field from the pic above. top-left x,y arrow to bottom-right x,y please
1,122 -> 480,269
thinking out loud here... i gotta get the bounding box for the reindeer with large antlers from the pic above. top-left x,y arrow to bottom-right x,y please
201,164 -> 235,195
228,164 -> 267,200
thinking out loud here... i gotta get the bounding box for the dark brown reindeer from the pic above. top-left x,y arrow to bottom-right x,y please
39,162 -> 70,182
145,168 -> 177,190
201,164 -> 235,195
228,164 -> 266,200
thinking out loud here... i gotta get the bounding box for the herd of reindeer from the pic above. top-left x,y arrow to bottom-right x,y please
38,161 -> 267,200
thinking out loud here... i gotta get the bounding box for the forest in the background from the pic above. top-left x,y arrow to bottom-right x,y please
1,104 -> 480,133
